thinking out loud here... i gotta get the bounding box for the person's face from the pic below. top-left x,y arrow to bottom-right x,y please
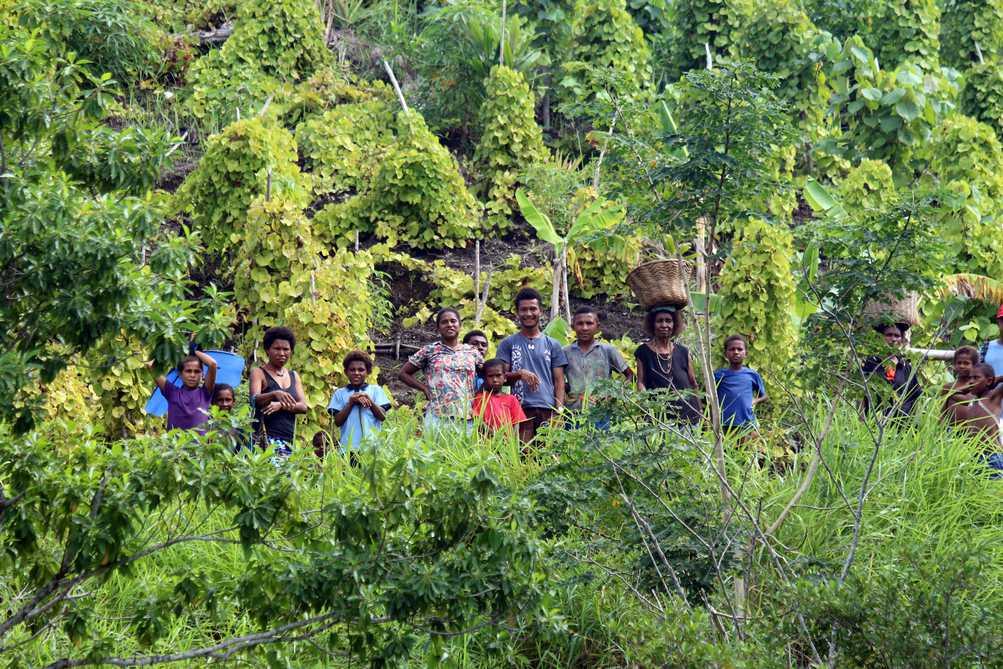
725,340 -> 747,365
883,327 -> 903,347
970,369 -> 992,394
517,299 -> 541,329
573,313 -> 599,342
483,366 -> 505,391
346,360 -> 368,387
467,335 -> 488,357
996,316 -> 1003,336
267,339 -> 292,368
213,390 -> 235,411
438,312 -> 460,341
180,360 -> 203,388
653,313 -> 675,339
954,355 -> 974,380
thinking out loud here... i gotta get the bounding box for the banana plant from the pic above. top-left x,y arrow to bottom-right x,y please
516,188 -> 625,323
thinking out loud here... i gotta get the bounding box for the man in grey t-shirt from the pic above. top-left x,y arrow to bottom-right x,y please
496,287 -> 567,441
563,306 -> 634,417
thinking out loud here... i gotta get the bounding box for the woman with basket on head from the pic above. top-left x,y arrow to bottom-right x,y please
629,260 -> 703,426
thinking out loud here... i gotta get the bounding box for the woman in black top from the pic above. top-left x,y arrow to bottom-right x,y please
249,327 -> 308,456
634,306 -> 702,424
861,322 -> 922,417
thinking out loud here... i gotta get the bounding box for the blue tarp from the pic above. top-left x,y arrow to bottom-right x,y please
144,350 -> 245,417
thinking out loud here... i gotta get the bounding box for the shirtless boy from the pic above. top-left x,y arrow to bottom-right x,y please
942,363 -> 1003,448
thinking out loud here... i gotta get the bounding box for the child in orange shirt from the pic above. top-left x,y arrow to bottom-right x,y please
472,358 -> 527,441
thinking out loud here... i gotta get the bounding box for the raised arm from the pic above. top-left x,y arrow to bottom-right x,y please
194,350 -> 217,394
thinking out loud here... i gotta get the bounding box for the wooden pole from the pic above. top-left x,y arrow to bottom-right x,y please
499,0 -> 506,66
382,59 -> 409,112
474,239 -> 481,314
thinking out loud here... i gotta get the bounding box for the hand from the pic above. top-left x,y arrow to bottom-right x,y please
263,401 -> 282,415
520,370 -> 541,392
351,393 -> 373,408
272,390 -> 295,405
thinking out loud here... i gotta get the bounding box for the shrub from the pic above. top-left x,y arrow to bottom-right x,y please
960,58 -> 1003,137
234,195 -> 377,430
18,0 -> 165,84
367,111 -> 481,249
665,0 -> 742,78
732,0 -> 831,131
176,118 -> 305,257
827,36 -> 956,168
474,65 -> 548,234
295,101 -> 394,197
715,218 -> 798,399
940,0 -> 1003,69
869,0 -> 941,69
924,114 -> 1003,276
559,0 -> 651,121
186,0 -> 330,126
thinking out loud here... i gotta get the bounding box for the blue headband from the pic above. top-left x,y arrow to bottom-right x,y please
650,305 -> 678,315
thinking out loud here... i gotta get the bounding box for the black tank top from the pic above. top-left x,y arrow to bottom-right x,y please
253,369 -> 299,443
634,342 -> 702,424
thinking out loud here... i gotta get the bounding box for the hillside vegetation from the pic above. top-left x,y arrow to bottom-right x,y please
2,0 -> 1003,666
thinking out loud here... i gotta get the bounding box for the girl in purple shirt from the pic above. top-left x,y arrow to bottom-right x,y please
155,349 -> 218,431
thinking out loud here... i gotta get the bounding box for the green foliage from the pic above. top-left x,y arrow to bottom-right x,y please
63,124 -> 176,194
207,0 -> 328,81
295,100 -> 394,196
474,65 -> 548,233
0,428 -> 543,665
939,0 -> 1003,69
731,0 -> 832,130
0,21 -> 205,431
235,195 -> 376,430
279,66 -> 394,128
411,0 -> 549,132
826,36 -> 957,168
803,0 -> 880,42
869,0 -> 941,69
186,0 -> 330,126
960,58 -> 1003,137
366,111 -> 481,249
176,118 -> 304,257
17,0 -> 166,84
798,178 -> 947,385
923,114 -> 1003,276
664,0 -> 742,78
788,543 -> 1003,666
633,63 -> 794,243
715,218 -> 799,399
559,0 -> 651,122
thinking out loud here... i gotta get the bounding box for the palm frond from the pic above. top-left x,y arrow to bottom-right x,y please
941,273 -> 1003,304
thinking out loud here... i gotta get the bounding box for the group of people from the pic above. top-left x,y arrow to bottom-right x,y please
862,307 -> 1003,471
153,287 -> 1003,471
154,286 -> 768,456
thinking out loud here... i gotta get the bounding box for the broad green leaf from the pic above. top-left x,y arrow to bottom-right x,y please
804,178 -> 836,212
860,87 -> 882,101
516,189 -> 561,246
543,317 -> 570,344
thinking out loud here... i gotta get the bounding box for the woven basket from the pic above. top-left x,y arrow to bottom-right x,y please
627,260 -> 690,309
863,292 -> 921,326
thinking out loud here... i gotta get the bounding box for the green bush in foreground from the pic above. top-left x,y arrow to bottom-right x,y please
0,419 -> 543,666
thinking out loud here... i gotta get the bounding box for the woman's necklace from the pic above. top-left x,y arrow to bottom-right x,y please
265,363 -> 288,379
652,341 -> 674,377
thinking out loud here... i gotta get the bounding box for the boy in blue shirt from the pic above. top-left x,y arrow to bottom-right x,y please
713,335 -> 767,434
328,351 -> 391,453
